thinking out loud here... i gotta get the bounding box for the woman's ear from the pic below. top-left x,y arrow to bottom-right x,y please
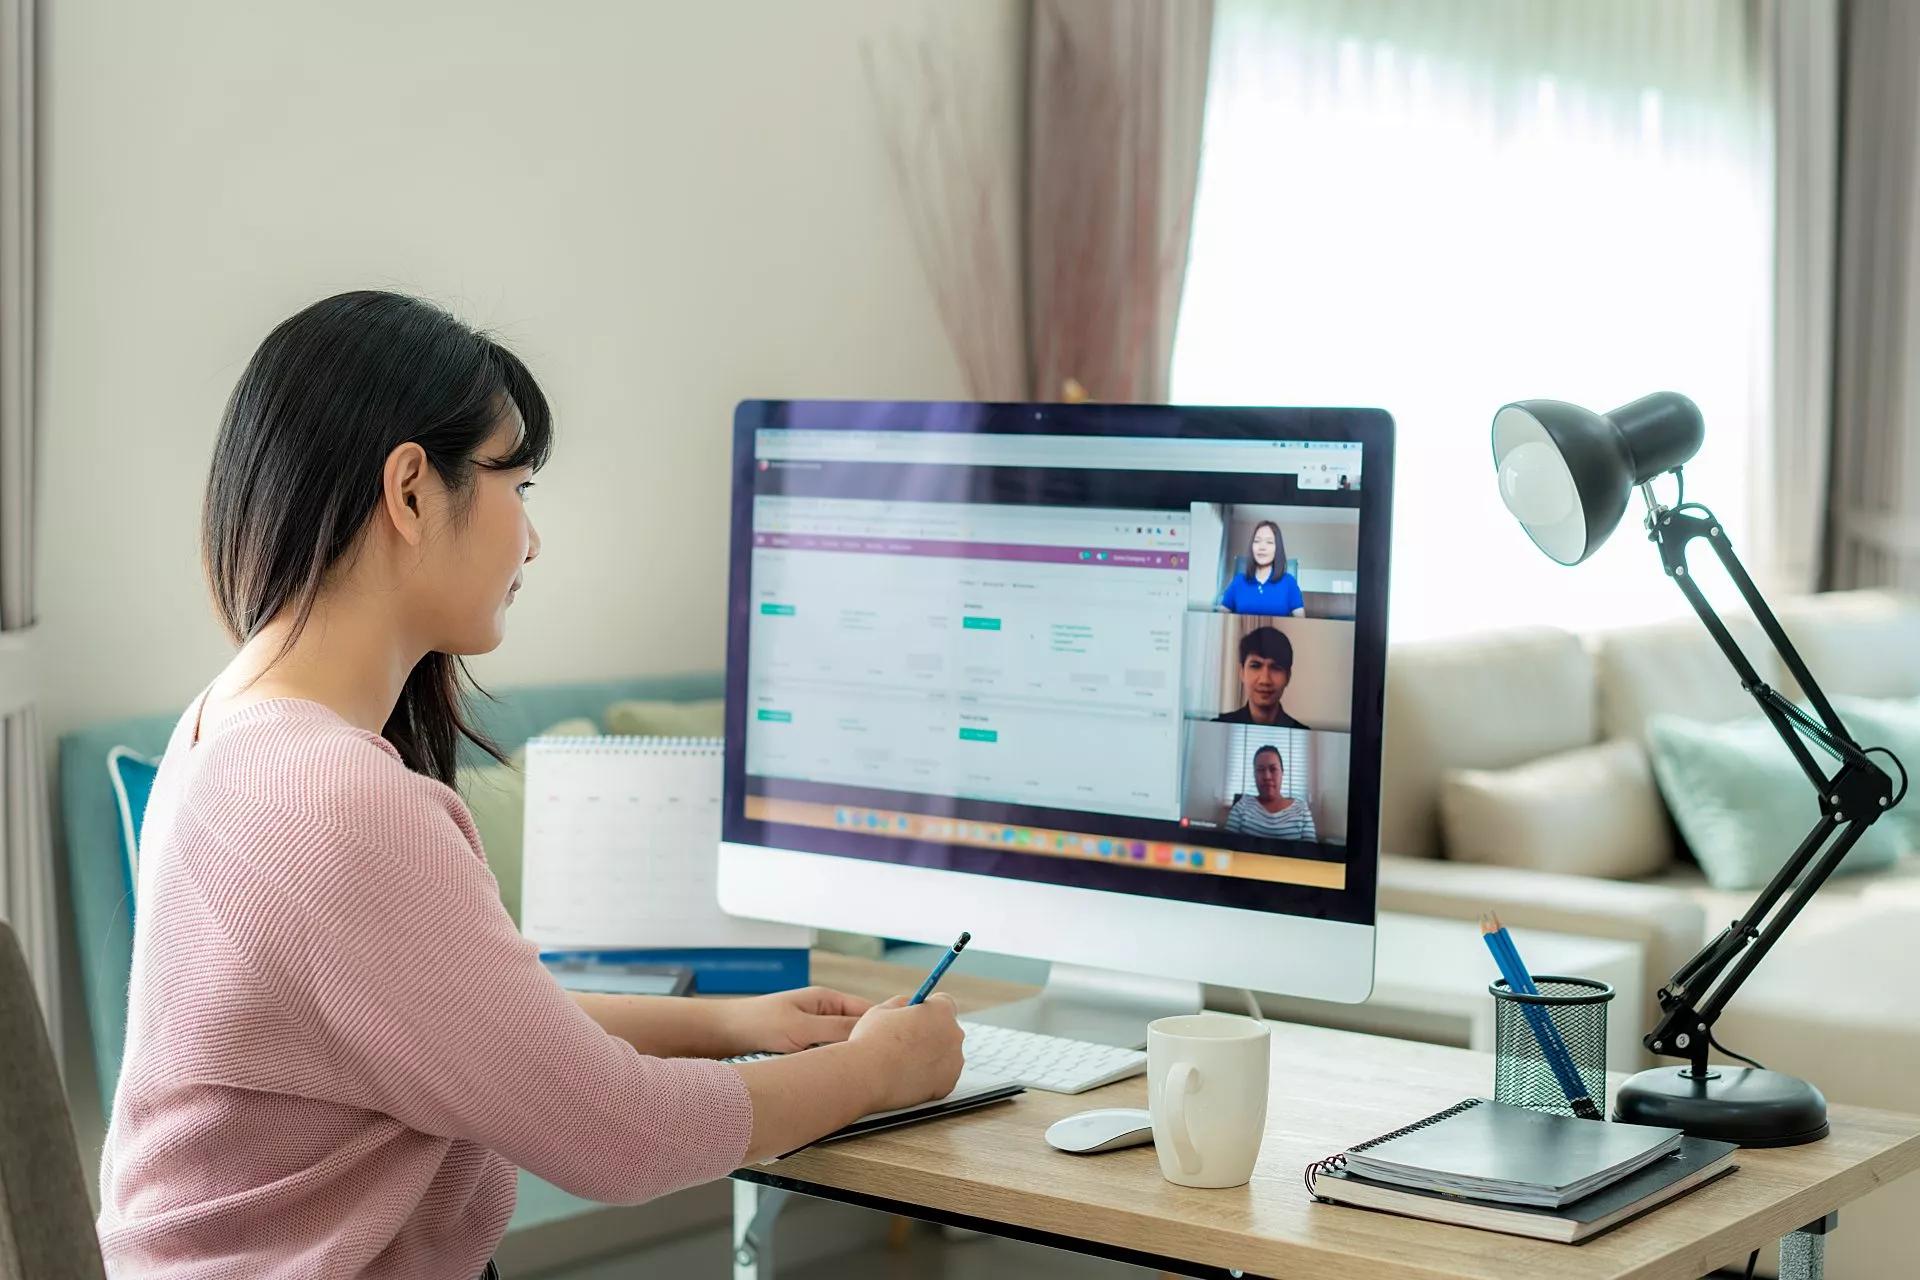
381,442 -> 430,546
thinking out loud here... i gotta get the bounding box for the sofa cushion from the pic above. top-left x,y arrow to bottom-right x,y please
1774,589 -> 1920,701
1649,855 -> 1920,933
1594,613 -> 1785,742
1646,712 -> 1909,890
604,698 -> 725,738
1381,627 -> 1595,859
1439,739 -> 1672,880
1707,897 -> 1920,1108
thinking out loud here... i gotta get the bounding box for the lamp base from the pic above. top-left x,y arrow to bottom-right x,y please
1612,1066 -> 1829,1147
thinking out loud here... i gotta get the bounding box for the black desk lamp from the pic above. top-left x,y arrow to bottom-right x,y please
1490,391 -> 1908,1147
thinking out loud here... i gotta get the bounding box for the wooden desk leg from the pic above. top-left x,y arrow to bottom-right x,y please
732,1181 -> 792,1280
1779,1212 -> 1837,1280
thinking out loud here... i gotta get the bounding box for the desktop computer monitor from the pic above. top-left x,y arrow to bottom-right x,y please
718,401 -> 1392,1041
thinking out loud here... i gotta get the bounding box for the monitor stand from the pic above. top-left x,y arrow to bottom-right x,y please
964,962 -> 1204,1049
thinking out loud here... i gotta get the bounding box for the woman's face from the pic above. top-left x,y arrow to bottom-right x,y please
405,407 -> 542,657
1253,751 -> 1284,800
1251,525 -> 1276,568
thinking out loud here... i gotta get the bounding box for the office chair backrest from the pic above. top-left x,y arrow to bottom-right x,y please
0,920 -> 106,1280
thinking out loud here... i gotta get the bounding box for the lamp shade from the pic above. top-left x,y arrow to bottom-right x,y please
1491,392 -> 1705,565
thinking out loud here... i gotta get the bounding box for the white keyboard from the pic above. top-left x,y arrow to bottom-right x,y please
957,1021 -> 1147,1095
726,1023 -> 1148,1096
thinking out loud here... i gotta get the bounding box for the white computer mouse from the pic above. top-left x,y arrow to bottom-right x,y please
1044,1108 -> 1156,1154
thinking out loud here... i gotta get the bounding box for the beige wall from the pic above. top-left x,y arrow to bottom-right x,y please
36,0 -> 1023,1174
35,0 -> 1024,746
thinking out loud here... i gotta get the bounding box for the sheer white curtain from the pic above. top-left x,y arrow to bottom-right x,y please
0,0 -> 51,1054
1173,0 -> 1771,639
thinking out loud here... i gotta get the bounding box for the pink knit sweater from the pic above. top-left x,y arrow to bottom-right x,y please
97,695 -> 754,1279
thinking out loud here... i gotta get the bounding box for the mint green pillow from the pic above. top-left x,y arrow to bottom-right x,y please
1829,695 -> 1920,845
1646,712 -> 1910,891
459,716 -> 597,925
603,698 -> 724,738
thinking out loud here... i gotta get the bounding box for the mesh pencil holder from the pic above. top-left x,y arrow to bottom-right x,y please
1489,975 -> 1613,1118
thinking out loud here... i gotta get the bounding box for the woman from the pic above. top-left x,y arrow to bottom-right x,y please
1217,519 -> 1306,617
96,292 -> 963,1279
1223,744 -> 1317,841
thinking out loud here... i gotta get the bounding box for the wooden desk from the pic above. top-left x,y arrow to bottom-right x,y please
730,954 -> 1920,1280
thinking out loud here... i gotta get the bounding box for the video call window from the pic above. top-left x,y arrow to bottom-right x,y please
1188,503 -> 1359,621
1181,722 -> 1351,847
1181,613 -> 1354,735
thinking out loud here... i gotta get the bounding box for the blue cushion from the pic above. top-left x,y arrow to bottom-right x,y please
60,713 -> 176,1124
1647,711 -> 1911,891
105,747 -> 158,923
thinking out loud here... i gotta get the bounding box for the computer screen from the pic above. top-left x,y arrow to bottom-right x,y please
722,401 -> 1391,928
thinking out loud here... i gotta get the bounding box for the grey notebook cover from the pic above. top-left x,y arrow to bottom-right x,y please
1322,1136 -> 1739,1243
1345,1098 -> 1681,1199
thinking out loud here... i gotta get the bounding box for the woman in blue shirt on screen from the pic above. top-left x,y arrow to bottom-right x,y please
1218,519 -> 1305,617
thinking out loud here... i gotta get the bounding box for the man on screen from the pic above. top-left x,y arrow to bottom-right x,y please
1215,626 -> 1310,730
1225,744 -> 1317,841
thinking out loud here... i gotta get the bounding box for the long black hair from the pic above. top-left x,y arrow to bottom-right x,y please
1243,519 -> 1286,583
202,291 -> 553,785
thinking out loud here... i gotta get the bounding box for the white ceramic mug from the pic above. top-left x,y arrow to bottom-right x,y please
1147,1012 -> 1271,1189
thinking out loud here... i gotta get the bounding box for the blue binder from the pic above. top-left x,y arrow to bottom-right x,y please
540,947 -> 809,995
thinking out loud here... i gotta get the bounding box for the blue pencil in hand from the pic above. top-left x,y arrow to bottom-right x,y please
910,932 -> 971,1005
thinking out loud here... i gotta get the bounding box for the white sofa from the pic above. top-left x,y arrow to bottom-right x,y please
1375,588 -> 1920,1278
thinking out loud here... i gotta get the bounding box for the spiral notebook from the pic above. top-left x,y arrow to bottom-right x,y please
521,736 -> 809,962
1305,1098 -> 1735,1244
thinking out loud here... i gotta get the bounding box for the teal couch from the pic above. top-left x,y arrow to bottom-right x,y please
57,672 -> 723,1240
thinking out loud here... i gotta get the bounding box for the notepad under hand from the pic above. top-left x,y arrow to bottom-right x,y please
724,1053 -> 1024,1162
1310,1098 -> 1684,1209
816,1070 -> 1024,1148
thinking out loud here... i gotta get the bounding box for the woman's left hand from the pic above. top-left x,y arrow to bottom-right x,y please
724,986 -> 875,1055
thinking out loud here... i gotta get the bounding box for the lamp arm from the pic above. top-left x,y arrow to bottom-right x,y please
1650,503 -> 1875,786
1645,816 -> 1863,1070
1638,501 -> 1900,1075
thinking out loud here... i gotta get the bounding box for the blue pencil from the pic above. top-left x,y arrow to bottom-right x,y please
1485,920 -> 1578,1067
1485,922 -> 1589,1104
1488,927 -> 1540,995
1487,919 -> 1599,1118
910,931 -> 971,1005
1487,924 -> 1581,1083
1491,927 -> 1586,1095
1482,915 -> 1602,1120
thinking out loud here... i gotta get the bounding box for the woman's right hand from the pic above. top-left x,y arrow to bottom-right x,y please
848,993 -> 966,1112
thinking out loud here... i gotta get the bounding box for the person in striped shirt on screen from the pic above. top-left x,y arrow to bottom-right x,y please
1223,744 -> 1317,842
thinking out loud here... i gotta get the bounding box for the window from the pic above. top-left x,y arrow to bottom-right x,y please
1222,725 -> 1311,806
1173,0 -> 1770,639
